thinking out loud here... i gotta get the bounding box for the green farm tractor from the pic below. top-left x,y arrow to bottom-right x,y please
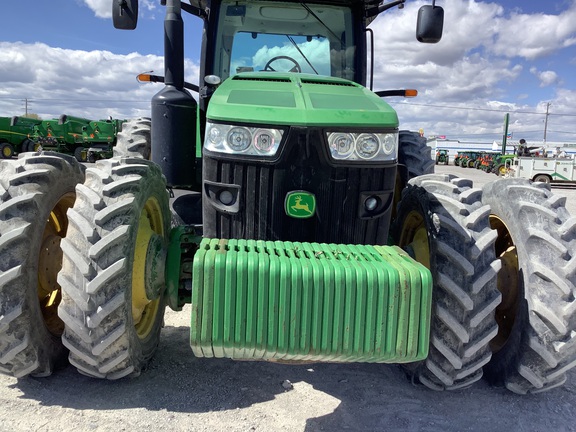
1,0 -> 575,396
435,148 -> 449,165
0,116 -> 41,158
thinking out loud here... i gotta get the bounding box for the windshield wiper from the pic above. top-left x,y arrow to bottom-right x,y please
286,35 -> 319,74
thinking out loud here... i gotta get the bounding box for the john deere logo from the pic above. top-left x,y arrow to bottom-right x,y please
285,191 -> 316,219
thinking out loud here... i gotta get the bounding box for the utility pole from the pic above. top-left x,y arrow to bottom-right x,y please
502,113 -> 510,154
543,102 -> 550,145
23,98 -> 29,116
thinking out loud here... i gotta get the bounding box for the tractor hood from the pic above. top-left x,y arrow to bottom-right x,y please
206,73 -> 399,128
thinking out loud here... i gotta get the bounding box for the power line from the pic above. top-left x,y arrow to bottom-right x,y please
0,96 -> 150,103
393,101 -> 576,117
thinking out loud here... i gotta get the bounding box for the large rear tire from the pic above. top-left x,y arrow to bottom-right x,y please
393,131 -> 434,220
113,118 -> 151,159
393,174 -> 502,390
0,153 -> 84,377
58,157 -> 170,379
398,131 -> 434,179
482,179 -> 576,394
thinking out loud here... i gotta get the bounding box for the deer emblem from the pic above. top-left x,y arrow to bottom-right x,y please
291,195 -> 312,215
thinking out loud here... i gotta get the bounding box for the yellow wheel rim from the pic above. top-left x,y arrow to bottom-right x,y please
488,215 -> 519,353
38,193 -> 75,336
398,210 -> 431,269
132,197 -> 164,339
2,146 -> 11,157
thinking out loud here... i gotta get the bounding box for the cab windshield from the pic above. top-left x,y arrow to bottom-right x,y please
214,1 -> 357,81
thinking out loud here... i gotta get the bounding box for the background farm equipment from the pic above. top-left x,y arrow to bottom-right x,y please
0,114 -> 124,161
32,115 -> 123,162
0,116 -> 41,158
435,148 -> 449,164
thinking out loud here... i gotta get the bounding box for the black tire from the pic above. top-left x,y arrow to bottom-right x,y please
398,131 -> 434,179
0,152 -> 84,377
87,152 -> 97,163
113,118 -> 151,159
74,147 -> 86,163
21,139 -> 35,153
495,164 -> 507,177
393,174 -> 502,390
394,131 -> 434,219
482,179 -> 576,394
533,174 -> 551,184
58,157 -> 170,379
1,143 -> 15,159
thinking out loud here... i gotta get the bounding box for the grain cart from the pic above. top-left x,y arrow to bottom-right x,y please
0,0 -> 575,397
32,114 -> 91,161
80,118 -> 126,162
0,116 -> 41,158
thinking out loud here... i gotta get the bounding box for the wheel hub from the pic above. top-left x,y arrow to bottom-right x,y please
132,198 -> 166,339
488,215 -> 519,353
399,210 -> 431,269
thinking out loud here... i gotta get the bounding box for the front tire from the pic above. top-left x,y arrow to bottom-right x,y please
482,179 -> 576,394
58,157 -> 170,379
393,174 -> 502,390
0,153 -> 84,377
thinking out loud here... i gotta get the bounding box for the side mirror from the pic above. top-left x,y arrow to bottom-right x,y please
113,0 -> 139,30
416,5 -> 444,43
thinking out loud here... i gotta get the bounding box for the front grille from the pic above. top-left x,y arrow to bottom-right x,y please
203,129 -> 395,245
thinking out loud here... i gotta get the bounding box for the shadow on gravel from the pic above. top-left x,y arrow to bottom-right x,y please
8,323 -> 576,431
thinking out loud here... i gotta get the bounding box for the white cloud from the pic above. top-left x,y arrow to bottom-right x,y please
0,42 -> 199,120
367,0 -> 576,141
83,0 -> 157,19
530,67 -> 559,87
491,3 -> 576,60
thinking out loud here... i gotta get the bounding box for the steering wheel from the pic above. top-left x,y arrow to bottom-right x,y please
263,55 -> 302,73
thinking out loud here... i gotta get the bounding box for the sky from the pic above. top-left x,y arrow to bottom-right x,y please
0,0 -> 575,144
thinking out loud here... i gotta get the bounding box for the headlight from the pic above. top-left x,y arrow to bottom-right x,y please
204,122 -> 283,156
328,133 -> 354,159
326,131 -> 398,162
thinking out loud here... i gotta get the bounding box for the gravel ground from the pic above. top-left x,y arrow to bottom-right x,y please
1,164 -> 576,432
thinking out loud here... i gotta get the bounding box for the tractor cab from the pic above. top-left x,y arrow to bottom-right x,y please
209,1 -> 360,83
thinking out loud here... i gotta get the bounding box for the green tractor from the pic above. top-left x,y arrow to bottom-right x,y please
1,0 -> 575,397
0,116 -> 42,158
491,153 -> 516,176
435,148 -> 449,165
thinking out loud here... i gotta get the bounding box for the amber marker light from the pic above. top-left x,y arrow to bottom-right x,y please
137,73 -> 152,83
